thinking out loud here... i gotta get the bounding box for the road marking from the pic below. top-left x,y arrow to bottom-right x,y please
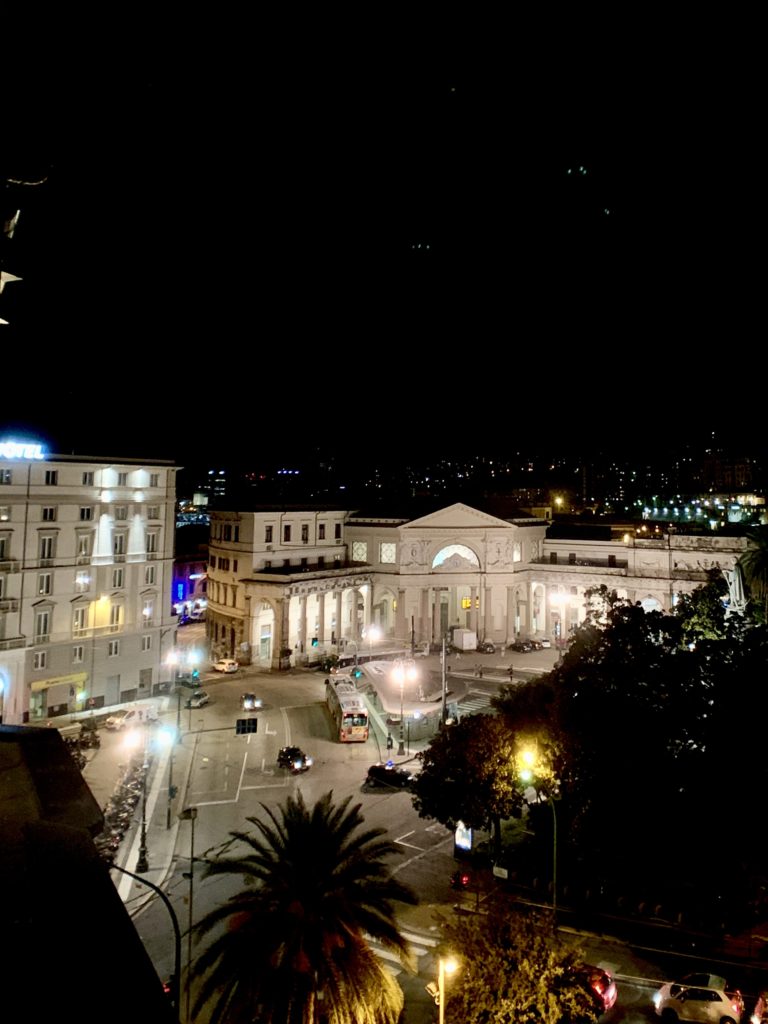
391,833 -> 454,874
394,829 -> 424,851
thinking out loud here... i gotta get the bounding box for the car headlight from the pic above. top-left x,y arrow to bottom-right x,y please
293,761 -> 302,770
305,756 -> 313,766
652,993 -> 661,1008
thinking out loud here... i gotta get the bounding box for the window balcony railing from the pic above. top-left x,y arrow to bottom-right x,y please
113,553 -> 126,563
0,560 -> 20,573
0,598 -> 19,612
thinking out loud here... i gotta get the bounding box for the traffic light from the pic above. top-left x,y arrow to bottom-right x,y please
311,637 -> 319,647
352,668 -> 363,679
191,668 -> 200,680
236,718 -> 258,735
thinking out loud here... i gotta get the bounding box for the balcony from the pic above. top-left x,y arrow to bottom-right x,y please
0,637 -> 25,651
0,560 -> 20,573
113,553 -> 126,563
0,598 -> 19,612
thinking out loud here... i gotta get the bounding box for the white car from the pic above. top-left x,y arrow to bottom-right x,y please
213,658 -> 238,673
653,973 -> 744,1023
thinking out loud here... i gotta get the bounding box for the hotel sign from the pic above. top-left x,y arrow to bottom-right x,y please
0,439 -> 46,460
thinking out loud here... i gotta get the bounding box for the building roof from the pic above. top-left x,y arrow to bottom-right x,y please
348,497 -> 538,524
0,726 -> 176,1023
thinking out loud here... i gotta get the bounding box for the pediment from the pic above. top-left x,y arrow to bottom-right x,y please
403,503 -> 515,530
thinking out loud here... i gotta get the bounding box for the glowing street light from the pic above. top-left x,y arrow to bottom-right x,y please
426,955 -> 459,1024
365,624 -> 382,656
518,746 -> 557,918
392,658 -> 417,756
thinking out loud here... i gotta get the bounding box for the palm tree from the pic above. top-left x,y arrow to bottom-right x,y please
740,527 -> 768,621
192,789 -> 417,1024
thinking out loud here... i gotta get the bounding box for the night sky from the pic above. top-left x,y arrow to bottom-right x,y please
1,14 -> 763,467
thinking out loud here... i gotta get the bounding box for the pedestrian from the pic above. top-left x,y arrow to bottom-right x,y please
478,666 -> 483,680
386,733 -> 393,753
456,650 -> 461,661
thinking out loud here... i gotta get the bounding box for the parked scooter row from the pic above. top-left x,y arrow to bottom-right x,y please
94,759 -> 151,865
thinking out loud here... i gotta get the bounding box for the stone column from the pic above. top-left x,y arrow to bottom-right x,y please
420,588 -> 430,645
506,585 -> 516,643
273,595 -> 291,670
298,594 -> 307,655
432,587 -> 442,643
334,590 -> 342,643
484,586 -> 493,638
317,592 -> 326,644
350,589 -> 361,640
395,588 -> 406,641
469,585 -> 478,634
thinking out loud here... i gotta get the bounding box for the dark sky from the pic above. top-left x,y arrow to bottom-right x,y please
1,14 -> 763,467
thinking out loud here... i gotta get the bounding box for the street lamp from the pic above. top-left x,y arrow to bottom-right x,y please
179,805 -> 198,1024
426,956 -> 458,1024
365,624 -> 382,658
157,725 -> 178,830
391,658 -> 417,756
519,748 -> 557,919
125,728 -> 151,874
110,863 -> 182,1014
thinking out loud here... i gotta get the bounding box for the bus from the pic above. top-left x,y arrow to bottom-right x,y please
325,678 -> 369,742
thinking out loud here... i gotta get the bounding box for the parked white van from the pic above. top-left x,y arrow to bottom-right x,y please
104,704 -> 159,731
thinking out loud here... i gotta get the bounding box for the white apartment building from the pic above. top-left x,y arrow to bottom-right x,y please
206,501 -> 747,671
0,442 -> 178,724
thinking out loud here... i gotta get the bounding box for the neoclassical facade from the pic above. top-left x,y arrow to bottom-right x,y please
206,502 -> 747,670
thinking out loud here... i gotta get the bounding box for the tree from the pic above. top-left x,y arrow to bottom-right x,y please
740,527 -> 768,622
411,714 -> 524,858
442,906 -> 598,1023
192,790 -> 417,1024
673,568 -> 728,640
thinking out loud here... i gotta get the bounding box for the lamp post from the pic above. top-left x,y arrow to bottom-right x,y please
125,728 -> 151,873
392,658 -> 417,757
179,805 -> 198,1024
519,749 -> 557,919
157,725 -> 177,830
438,956 -> 458,1024
110,863 -> 181,1014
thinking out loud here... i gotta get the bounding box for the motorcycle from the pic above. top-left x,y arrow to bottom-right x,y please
450,869 -> 471,890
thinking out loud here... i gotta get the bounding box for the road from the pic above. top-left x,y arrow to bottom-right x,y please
112,648 -> 767,1022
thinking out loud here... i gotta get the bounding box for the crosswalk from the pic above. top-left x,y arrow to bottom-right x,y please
457,690 -> 494,716
366,927 -> 439,977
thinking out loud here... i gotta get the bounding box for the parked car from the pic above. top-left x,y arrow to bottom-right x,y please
509,640 -> 533,653
526,639 -> 544,650
240,692 -> 263,710
477,639 -> 496,654
277,746 -> 313,773
185,689 -> 210,709
105,704 -> 158,730
652,972 -> 744,1023
540,637 -> 552,649
365,762 -> 416,790
213,658 -> 238,673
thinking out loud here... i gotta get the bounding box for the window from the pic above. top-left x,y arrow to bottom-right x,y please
33,651 -> 47,670
148,505 -> 160,519
79,506 -> 93,521
209,555 -> 217,569
283,524 -> 291,542
142,600 -> 154,623
117,472 -> 128,486
150,473 -> 159,487
0,537 -> 6,560
109,604 -> 123,632
141,634 -> 152,652
234,526 -> 239,542
318,556 -> 325,568
77,534 -> 91,561
108,639 -> 120,657
513,542 -> 522,563
73,607 -> 87,634
352,541 -> 368,562
144,565 -> 156,585
223,525 -> 232,541
300,557 -> 308,567
39,535 -> 54,561
265,525 -> 273,543
301,524 -> 309,543
38,572 -> 52,595
72,645 -> 84,663
75,571 -> 90,592
42,506 -> 57,521
35,610 -> 50,642
45,470 -> 58,485
115,505 -> 128,520
146,532 -> 158,554
112,567 -> 124,588
318,523 -> 326,540
334,523 -> 342,540
114,532 -> 126,556
233,559 -> 238,573
0,469 -> 11,485
82,471 -> 94,486
264,560 -> 272,569
0,506 -> 9,521
380,542 -> 396,564
219,557 -> 230,571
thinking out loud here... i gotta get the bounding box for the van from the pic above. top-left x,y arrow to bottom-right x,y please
104,704 -> 159,730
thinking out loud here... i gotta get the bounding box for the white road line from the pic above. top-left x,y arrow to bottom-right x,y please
394,829 -> 424,851
391,833 -> 455,874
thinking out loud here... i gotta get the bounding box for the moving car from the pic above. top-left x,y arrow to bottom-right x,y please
277,746 -> 313,773
573,964 -> 618,1016
213,658 -> 238,673
508,640 -> 533,653
104,704 -> 158,730
240,693 -> 263,710
365,761 -> 416,790
185,689 -> 210,709
652,972 -> 744,1022
477,639 -> 496,654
